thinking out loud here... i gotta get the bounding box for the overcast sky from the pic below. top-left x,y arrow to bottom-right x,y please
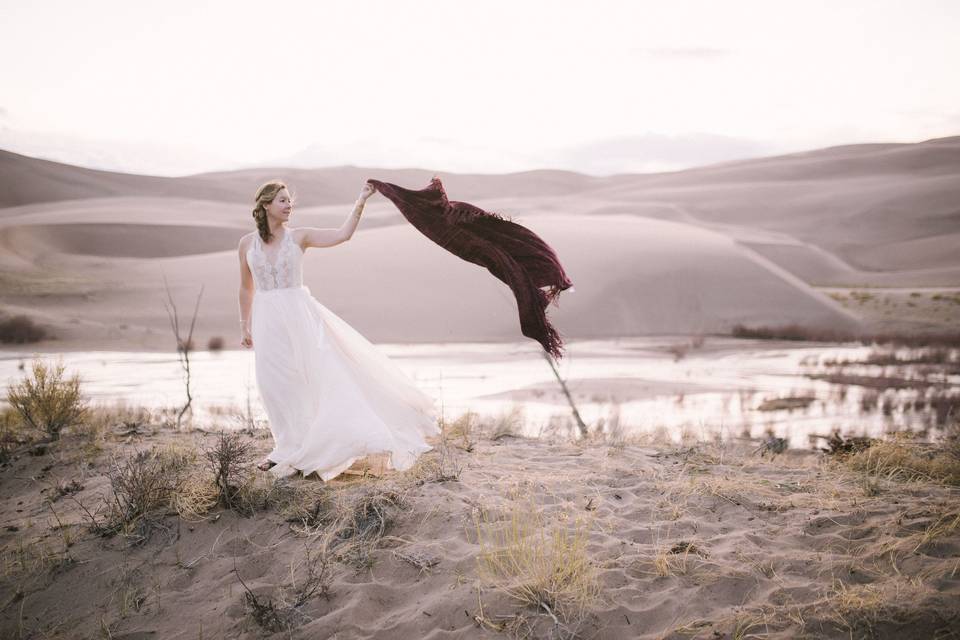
1,0 -> 958,176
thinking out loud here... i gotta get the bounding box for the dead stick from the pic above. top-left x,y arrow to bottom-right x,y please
541,348 -> 587,437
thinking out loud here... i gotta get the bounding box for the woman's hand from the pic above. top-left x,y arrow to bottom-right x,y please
359,181 -> 377,201
240,325 -> 253,349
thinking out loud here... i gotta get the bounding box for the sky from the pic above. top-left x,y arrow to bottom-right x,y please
1,0 -> 958,177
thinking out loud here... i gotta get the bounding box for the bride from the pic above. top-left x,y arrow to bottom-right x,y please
237,179 -> 440,480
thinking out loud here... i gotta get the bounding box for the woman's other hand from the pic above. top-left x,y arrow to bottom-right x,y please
241,325 -> 253,349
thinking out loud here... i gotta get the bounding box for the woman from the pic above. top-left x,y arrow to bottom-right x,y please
237,179 -> 440,480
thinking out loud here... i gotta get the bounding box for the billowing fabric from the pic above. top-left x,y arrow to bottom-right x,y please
246,229 -> 438,480
367,176 -> 574,360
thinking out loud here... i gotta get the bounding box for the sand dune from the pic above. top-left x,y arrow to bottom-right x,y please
0,200 -> 865,350
1,136 -> 958,350
0,148 -> 598,209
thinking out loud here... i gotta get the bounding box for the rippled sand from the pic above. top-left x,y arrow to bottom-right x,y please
1,421 -> 957,639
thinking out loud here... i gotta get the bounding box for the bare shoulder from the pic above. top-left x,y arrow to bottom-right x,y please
289,227 -> 307,249
239,231 -> 256,251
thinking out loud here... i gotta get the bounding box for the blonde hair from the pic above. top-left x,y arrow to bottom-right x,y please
251,180 -> 291,243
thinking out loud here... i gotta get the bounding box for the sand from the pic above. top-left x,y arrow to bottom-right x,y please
1,419 -> 958,638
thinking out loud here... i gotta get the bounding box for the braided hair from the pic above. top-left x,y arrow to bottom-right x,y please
252,180 -> 288,243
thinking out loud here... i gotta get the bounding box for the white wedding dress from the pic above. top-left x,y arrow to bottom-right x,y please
245,227 -> 440,480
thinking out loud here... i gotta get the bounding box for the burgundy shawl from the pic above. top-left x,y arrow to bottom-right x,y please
366,176 -> 573,359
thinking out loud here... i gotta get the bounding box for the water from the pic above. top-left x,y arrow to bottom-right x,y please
1,337 -> 957,448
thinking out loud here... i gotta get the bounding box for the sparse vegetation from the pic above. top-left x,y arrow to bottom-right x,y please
0,407 -> 30,464
6,359 -> 87,441
79,447 -> 187,545
488,405 -> 525,440
757,395 -> 816,411
444,410 -> 479,452
201,430 -> 254,510
2,388 -> 958,638
474,499 -> 600,634
237,537 -> 334,633
407,440 -> 463,484
331,484 -> 406,568
842,432 -> 960,485
161,275 -> 204,427
732,323 -> 960,348
0,314 -> 47,344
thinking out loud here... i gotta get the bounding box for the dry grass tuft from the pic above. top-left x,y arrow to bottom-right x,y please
334,485 -> 404,542
0,406 -> 32,464
76,402 -> 154,439
843,434 -> 960,486
444,410 -> 480,452
169,469 -> 221,521
271,481 -> 336,529
486,405 -> 526,441
474,499 -> 601,630
1,535 -> 75,581
406,440 -> 463,484
274,479 -> 409,570
818,578 -> 930,636
873,507 -> 960,565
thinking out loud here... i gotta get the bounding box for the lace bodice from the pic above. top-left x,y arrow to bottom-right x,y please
246,228 -> 304,291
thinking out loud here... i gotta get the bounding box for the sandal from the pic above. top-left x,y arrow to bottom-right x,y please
257,459 -> 277,471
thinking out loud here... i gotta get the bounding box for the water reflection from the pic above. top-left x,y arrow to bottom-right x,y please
1,337 -> 956,449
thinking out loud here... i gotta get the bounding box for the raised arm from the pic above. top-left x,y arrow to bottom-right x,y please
298,182 -> 377,249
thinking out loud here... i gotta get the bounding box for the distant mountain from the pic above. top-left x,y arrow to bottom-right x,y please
3,135 -> 958,208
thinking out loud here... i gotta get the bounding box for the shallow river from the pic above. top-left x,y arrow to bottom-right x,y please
2,337 -> 957,448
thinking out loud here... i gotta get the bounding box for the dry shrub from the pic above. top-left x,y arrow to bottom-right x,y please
0,314 -> 47,344
474,499 -> 600,629
732,323 -> 960,348
732,322 -> 852,342
207,335 -> 225,351
6,359 -> 87,440
201,430 -> 254,509
81,448 -> 186,545
844,434 -> 960,485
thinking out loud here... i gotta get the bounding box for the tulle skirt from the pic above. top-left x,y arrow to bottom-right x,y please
251,285 -> 439,481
